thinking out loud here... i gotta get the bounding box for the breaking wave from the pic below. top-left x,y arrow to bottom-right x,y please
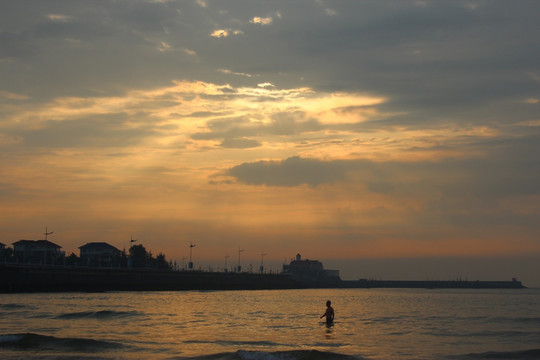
448,349 -> 540,359
0,303 -> 27,309
55,310 -> 142,320
176,350 -> 364,360
0,333 -> 124,352
183,340 -> 284,347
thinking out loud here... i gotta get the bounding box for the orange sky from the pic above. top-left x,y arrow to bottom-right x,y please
1,1 -> 539,285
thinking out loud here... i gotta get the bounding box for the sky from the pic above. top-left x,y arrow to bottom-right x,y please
1,0 -> 539,285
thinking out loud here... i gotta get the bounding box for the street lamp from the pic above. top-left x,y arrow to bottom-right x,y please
237,247 -> 245,272
189,242 -> 196,270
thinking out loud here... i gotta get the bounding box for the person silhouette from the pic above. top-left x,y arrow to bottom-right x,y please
320,300 -> 334,324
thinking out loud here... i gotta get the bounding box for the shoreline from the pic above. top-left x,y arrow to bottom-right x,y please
0,264 -> 525,293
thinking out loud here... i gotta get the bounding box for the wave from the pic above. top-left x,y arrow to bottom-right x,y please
505,317 -> 540,324
55,310 -> 141,320
0,333 -> 124,352
0,303 -> 27,309
184,340 -> 284,347
175,350 -> 364,360
427,328 -> 535,338
449,348 -> 540,359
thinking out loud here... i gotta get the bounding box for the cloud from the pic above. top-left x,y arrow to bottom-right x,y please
218,69 -> 253,78
210,29 -> 229,38
227,134 -> 540,199
7,114 -> 159,148
324,8 -> 337,16
227,156 -> 351,187
158,41 -> 172,52
0,91 -> 29,101
183,48 -> 197,56
210,29 -> 243,38
4,80 -> 384,154
8,76 -> 524,167
220,137 -> 261,149
1,0 -> 539,272
2,0 -> 536,131
46,14 -> 77,22
250,16 -> 273,25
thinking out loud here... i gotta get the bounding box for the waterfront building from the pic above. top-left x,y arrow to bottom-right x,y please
282,253 -> 341,284
79,242 -> 122,267
12,239 -> 64,265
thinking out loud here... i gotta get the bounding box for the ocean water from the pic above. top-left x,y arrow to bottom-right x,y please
1,288 -> 539,360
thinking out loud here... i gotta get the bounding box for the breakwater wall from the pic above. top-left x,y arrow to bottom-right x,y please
340,279 -> 525,289
0,265 -> 298,293
0,265 -> 525,292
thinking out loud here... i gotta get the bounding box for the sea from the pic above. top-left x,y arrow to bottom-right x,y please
1,288 -> 539,360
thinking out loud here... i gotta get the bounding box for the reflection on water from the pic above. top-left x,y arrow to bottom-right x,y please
324,322 -> 335,341
1,288 -> 539,360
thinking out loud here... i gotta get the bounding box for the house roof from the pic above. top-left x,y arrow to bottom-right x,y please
12,239 -> 62,248
79,242 -> 121,252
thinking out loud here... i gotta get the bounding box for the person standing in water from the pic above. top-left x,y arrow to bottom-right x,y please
320,300 -> 334,324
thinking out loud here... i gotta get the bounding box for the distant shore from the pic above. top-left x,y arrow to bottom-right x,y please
0,264 -> 525,293
340,278 -> 526,289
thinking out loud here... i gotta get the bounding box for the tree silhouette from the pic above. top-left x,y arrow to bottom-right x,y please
65,252 -> 79,266
129,244 -> 148,268
155,252 -> 170,269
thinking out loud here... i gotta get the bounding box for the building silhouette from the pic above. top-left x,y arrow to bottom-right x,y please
79,242 -> 122,267
282,253 -> 340,283
12,240 -> 64,265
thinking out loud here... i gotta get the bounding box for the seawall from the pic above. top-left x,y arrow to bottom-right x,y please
0,265 -> 298,292
340,279 -> 525,289
0,265 -> 525,292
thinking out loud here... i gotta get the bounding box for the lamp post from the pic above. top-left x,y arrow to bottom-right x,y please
260,250 -> 267,274
237,247 -> 244,272
189,242 -> 195,270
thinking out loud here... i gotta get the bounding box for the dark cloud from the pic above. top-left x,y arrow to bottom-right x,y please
220,137 -> 260,149
1,0 -> 538,127
227,134 -> 540,199
0,32 -> 30,59
227,156 -> 352,187
224,135 -> 540,246
6,114 -> 158,148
